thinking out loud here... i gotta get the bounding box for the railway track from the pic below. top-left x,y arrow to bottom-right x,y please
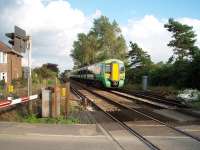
71,81 -> 200,150
115,89 -> 188,108
71,85 -> 161,150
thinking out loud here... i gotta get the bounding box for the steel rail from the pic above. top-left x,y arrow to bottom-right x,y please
117,89 -> 188,108
75,82 -> 200,144
71,85 -> 161,150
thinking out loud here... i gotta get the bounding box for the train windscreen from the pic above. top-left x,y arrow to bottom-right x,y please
120,64 -> 125,73
105,64 -> 111,73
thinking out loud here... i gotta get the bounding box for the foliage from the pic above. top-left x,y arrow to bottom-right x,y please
12,78 -> 27,87
23,114 -> 80,124
32,63 -> 58,84
128,42 -> 152,68
0,79 -> 6,90
148,18 -> 200,89
164,18 -> 199,62
42,63 -> 59,77
126,42 -> 153,83
71,16 -> 127,67
125,19 -> 200,90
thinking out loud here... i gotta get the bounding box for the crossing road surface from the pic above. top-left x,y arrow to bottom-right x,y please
1,121 -> 200,150
0,122 -> 118,150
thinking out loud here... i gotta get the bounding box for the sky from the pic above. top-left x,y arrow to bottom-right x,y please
0,0 -> 200,71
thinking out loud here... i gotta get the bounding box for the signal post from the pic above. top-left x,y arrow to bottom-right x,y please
5,26 -> 32,113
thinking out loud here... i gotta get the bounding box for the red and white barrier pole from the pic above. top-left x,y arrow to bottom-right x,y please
0,95 -> 38,109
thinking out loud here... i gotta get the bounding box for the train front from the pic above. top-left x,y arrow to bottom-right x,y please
103,59 -> 125,88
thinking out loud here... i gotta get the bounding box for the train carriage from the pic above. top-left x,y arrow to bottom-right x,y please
70,59 -> 125,88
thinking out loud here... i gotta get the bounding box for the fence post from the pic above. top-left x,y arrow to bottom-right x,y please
42,89 -> 51,117
51,86 -> 61,118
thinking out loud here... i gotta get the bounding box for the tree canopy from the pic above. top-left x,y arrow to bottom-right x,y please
71,16 -> 127,68
164,18 -> 199,62
126,42 -> 153,84
128,42 -> 152,68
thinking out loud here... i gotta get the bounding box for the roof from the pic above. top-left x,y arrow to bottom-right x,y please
71,58 -> 124,73
0,41 -> 23,57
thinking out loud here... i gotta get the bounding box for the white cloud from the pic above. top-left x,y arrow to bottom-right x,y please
1,0 -> 200,70
122,15 -> 172,62
0,0 -> 100,70
122,15 -> 200,63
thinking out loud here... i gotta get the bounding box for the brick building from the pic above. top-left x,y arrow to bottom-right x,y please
0,41 -> 22,84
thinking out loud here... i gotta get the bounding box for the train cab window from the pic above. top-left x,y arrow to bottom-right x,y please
120,64 -> 125,73
105,64 -> 111,73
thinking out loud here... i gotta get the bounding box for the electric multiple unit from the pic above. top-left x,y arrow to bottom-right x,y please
70,59 -> 125,88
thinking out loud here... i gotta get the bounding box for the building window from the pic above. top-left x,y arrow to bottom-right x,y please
0,72 -> 7,82
0,52 -> 7,64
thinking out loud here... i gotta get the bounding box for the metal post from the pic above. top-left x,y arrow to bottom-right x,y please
142,75 -> 148,91
42,89 -> 51,117
27,36 -> 32,113
65,82 -> 70,118
27,36 -> 32,96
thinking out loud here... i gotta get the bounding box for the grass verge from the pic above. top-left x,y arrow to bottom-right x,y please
23,114 -> 80,124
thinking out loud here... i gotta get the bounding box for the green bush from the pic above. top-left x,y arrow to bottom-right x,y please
23,114 -> 80,124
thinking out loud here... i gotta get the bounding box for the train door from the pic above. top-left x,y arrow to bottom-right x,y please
111,63 -> 119,81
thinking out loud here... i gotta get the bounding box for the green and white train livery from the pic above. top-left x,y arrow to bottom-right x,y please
70,59 -> 125,88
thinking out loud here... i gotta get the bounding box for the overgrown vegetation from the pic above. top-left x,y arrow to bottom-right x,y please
23,114 -> 80,124
126,18 -> 200,90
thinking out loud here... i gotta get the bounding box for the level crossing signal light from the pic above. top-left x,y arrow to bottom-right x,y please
5,26 -> 27,53
5,33 -> 15,46
5,26 -> 32,98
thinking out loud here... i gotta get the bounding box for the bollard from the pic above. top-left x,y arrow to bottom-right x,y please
42,89 -> 51,117
142,76 -> 148,91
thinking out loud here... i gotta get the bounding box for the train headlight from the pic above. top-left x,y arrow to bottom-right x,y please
120,74 -> 125,79
105,73 -> 110,78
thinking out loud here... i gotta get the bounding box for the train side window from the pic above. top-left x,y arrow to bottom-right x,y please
105,64 -> 111,73
120,64 -> 125,73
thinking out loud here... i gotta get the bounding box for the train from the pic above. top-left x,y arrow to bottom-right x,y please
70,59 -> 125,88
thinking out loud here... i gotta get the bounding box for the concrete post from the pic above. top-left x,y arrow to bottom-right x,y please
42,89 -> 51,117
142,76 -> 148,91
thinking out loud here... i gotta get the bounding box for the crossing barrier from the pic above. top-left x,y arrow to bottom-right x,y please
0,95 -> 38,109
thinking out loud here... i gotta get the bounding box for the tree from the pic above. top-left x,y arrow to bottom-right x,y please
71,33 -> 90,67
126,42 -> 153,83
71,16 -> 127,67
42,63 -> 59,76
164,18 -> 199,62
32,63 -> 59,83
128,42 -> 152,68
91,16 -> 127,61
33,67 -> 57,80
